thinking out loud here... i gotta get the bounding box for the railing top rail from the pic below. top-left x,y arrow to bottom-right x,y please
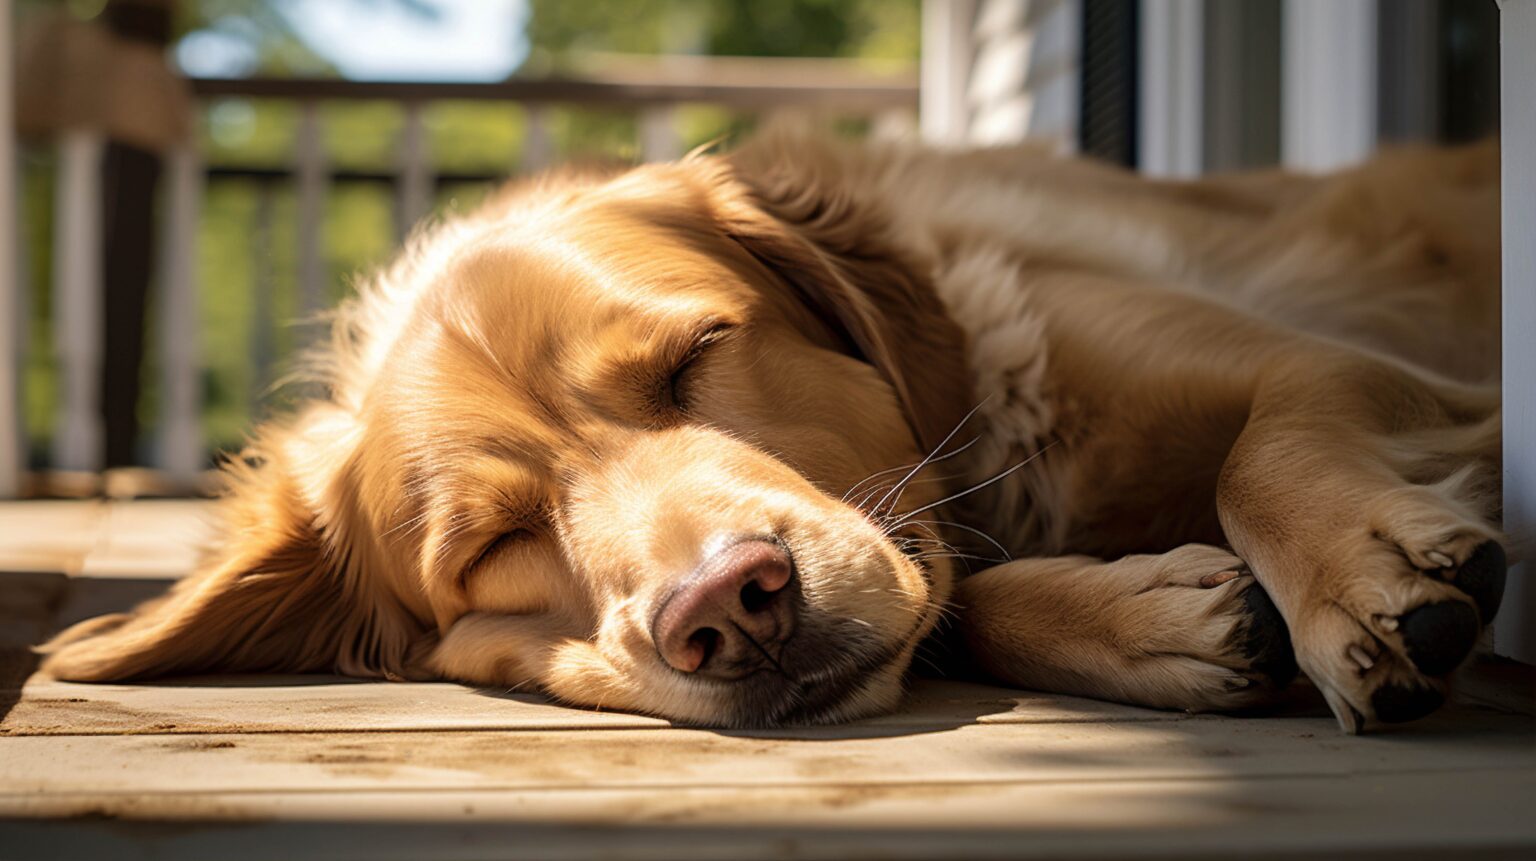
189,64 -> 919,110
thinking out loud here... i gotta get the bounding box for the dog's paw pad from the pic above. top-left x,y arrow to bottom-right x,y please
1398,600 -> 1479,676
1451,539 -> 1507,621
1239,580 -> 1298,686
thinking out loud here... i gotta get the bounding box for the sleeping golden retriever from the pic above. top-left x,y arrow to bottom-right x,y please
41,130 -> 1506,733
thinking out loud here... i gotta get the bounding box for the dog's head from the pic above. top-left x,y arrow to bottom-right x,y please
42,146 -> 975,726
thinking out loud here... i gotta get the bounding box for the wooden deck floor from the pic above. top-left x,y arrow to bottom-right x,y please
2,500 -> 1533,860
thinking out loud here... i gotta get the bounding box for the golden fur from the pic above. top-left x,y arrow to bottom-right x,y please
41,130 -> 1505,733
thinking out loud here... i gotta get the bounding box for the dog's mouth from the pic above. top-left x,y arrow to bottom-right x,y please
700,610 -> 924,728
735,525 -> 948,727
705,545 -> 942,728
599,483 -> 956,728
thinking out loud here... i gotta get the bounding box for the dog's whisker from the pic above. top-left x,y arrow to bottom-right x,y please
854,473 -> 957,516
870,425 -> 985,519
868,399 -> 990,516
886,441 -> 1058,530
856,474 -> 953,513
915,551 -> 1009,565
870,474 -> 964,523
842,462 -> 922,503
903,537 -> 963,557
844,400 -> 989,511
900,518 -> 1012,561
851,480 -> 901,513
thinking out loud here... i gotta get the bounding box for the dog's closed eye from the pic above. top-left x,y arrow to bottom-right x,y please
468,528 -> 540,573
667,321 -> 736,412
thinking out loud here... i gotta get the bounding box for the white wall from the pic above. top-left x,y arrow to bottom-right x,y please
1497,0 -> 1536,664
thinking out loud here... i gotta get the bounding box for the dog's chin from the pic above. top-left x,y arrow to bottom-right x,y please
762,656 -> 911,727
703,553 -> 945,728
697,656 -> 908,729
690,603 -> 933,729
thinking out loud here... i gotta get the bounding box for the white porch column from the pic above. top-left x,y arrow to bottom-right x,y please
0,0 -> 21,496
51,129 -> 104,473
1497,0 -> 1536,663
154,145 -> 204,485
1282,0 -> 1377,171
971,0 -> 1080,146
1139,0 -> 1204,177
920,0 -> 976,146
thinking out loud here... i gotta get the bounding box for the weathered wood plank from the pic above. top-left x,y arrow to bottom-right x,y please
0,677 -> 1188,736
1,677 -> 667,735
78,500 -> 211,578
0,499 -> 208,579
1,498 -> 1533,861
0,501 -> 106,575
0,772 -> 1532,860
2,708 -> 1531,796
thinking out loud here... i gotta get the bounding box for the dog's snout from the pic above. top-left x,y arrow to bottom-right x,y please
652,538 -> 797,677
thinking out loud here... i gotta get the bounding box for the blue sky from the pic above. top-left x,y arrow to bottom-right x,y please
178,0 -> 531,81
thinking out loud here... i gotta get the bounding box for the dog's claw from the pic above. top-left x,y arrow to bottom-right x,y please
1199,569 -> 1242,588
1224,675 -> 1254,691
1321,685 -> 1366,735
1347,644 -> 1375,672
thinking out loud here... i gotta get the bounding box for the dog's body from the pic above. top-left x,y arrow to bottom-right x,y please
43,132 -> 1506,733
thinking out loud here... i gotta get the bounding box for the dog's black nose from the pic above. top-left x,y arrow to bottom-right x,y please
652,538 -> 797,678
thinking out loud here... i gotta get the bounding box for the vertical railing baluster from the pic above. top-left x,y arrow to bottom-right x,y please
396,102 -> 432,240
522,105 -> 553,174
154,145 -> 204,486
295,102 -> 327,320
52,130 -> 105,474
1139,0 -> 1205,177
639,105 -> 681,162
920,0 -> 977,146
250,183 -> 275,419
1282,0 -> 1377,171
0,0 -> 20,497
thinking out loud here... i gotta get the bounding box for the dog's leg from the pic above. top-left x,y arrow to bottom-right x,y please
955,544 -> 1297,712
1217,353 -> 1506,732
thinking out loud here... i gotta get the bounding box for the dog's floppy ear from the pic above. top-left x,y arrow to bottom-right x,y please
707,154 -> 973,452
40,407 -> 425,682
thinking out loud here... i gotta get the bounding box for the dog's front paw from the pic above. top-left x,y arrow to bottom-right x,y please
1284,516 -> 1506,733
1108,545 -> 1298,713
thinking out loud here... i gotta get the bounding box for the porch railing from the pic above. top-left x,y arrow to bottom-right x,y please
6,57 -> 918,495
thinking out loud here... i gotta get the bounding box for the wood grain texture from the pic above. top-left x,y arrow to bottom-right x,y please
3,771 -> 1534,861
0,500 -> 1533,860
0,676 -> 1190,737
3,707 -> 1532,796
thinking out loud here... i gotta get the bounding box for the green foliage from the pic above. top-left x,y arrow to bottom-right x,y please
426,101 -> 526,172
19,0 -> 919,464
524,0 -> 919,67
